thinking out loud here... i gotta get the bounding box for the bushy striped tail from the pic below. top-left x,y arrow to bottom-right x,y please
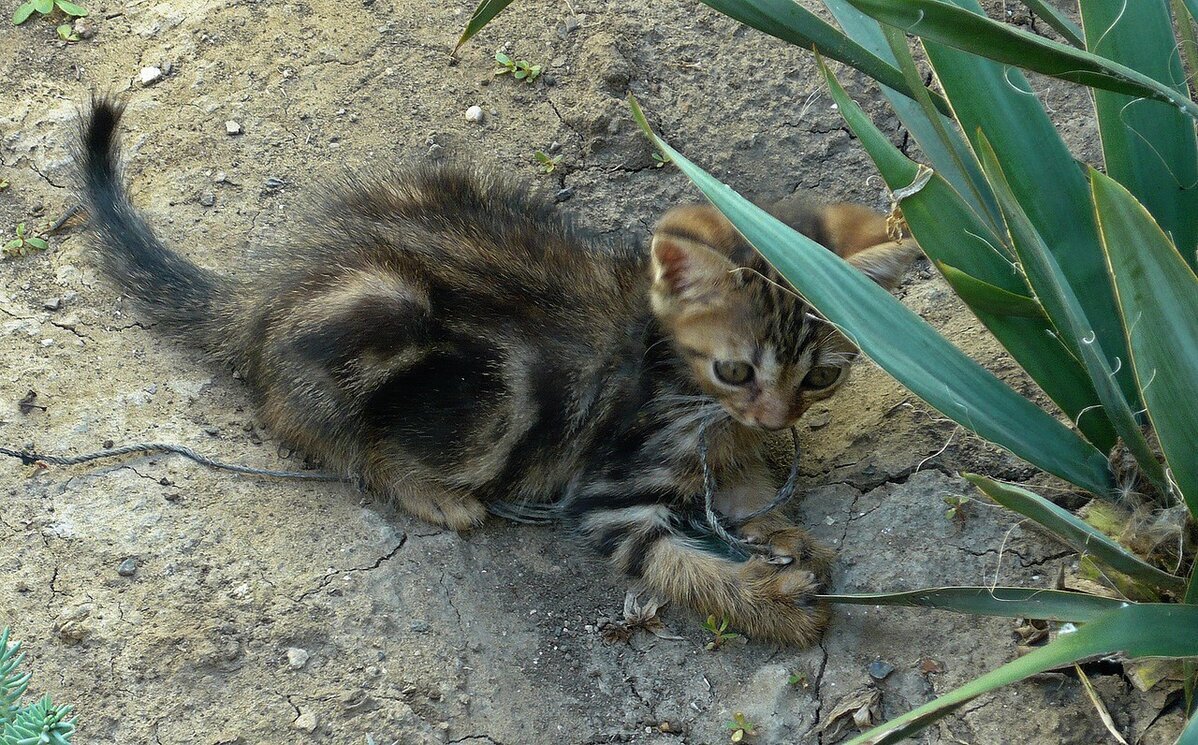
77,97 -> 236,355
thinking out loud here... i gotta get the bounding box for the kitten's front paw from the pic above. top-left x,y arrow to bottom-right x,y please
731,557 -> 829,645
738,520 -> 834,583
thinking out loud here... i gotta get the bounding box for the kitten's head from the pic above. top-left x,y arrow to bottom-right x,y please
649,198 -> 918,431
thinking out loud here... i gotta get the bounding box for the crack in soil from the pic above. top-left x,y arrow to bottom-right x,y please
295,534 -> 407,601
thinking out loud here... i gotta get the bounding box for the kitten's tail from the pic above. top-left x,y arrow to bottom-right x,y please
77,97 -> 240,358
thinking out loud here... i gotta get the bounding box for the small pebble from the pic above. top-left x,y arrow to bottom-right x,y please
286,647 -> 310,669
547,141 -> 561,153
138,66 -> 163,86
43,297 -> 61,311
554,187 -> 575,203
117,558 -> 137,577
213,171 -> 228,183
292,708 -> 318,733
264,177 -> 286,190
426,143 -> 444,159
225,120 -> 243,136
868,659 -> 895,680
464,105 -> 484,124
198,193 -> 215,207
73,18 -> 95,38
410,620 -> 431,633
40,339 -> 54,347
542,74 -> 556,87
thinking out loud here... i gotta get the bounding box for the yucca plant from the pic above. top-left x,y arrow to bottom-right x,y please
1,627 -> 75,745
459,0 -> 1198,740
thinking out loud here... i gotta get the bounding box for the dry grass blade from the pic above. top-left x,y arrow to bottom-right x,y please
1074,664 -> 1129,744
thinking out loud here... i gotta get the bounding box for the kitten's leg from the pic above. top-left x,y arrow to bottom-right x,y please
359,448 -> 488,531
571,503 -> 830,646
714,459 -> 834,581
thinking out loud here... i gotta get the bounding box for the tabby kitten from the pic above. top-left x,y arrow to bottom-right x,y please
77,99 -> 916,645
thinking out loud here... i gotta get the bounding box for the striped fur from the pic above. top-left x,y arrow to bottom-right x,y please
76,99 -> 917,645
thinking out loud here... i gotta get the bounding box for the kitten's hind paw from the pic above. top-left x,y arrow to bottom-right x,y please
398,490 -> 488,532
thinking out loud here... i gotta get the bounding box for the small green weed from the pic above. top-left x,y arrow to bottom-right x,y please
701,614 -> 740,650
55,22 -> 78,40
1,627 -> 75,744
3,223 -> 49,257
724,711 -> 757,742
787,670 -> 810,689
12,0 -> 88,25
533,150 -> 561,174
651,151 -> 672,168
0,179 -> 9,191
494,51 -> 541,82
942,494 -> 971,523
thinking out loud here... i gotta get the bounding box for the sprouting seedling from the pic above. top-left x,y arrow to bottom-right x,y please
701,614 -> 740,650
12,0 -> 88,26
494,51 -> 542,82
533,150 -> 561,174
725,712 -> 757,742
3,222 -> 49,257
651,151 -> 673,168
0,178 -> 9,190
55,22 -> 78,40
787,670 -> 810,689
943,494 -> 971,523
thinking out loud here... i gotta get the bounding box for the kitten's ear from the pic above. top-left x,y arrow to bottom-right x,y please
821,203 -> 921,289
650,233 -> 738,305
843,240 -> 922,289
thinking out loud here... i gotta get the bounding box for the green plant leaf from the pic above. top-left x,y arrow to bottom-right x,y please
975,133 -> 1168,496
965,475 -> 1187,594
2,240 -> 21,251
936,263 -> 1043,318
54,0 -> 87,17
454,0 -> 515,53
33,0 -> 52,14
629,95 -> 1113,496
1019,0 -> 1085,47
912,0 -> 1140,410
1180,708 -> 1198,745
1092,170 -> 1198,518
1184,0 -> 1198,23
697,0 -> 951,116
1080,0 -> 1198,273
11,2 -> 37,24
24,237 -> 48,251
818,586 -> 1126,622
823,0 -> 1000,225
844,0 -> 1198,118
845,604 -> 1198,744
823,57 -> 1117,452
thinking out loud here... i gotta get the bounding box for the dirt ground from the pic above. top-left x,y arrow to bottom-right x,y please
0,0 -> 1187,743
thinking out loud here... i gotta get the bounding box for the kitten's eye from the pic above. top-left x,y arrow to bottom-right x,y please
802,365 -> 842,390
713,360 -> 755,386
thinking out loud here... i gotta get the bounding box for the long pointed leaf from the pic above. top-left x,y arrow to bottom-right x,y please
975,133 -> 1167,495
844,0 -> 1198,117
1092,171 -> 1198,517
1180,709 -> 1198,745
822,0 -> 1000,225
965,475 -> 1186,594
912,0 -> 1140,408
1020,0 -> 1085,47
846,604 -> 1198,745
629,96 -> 1113,496
936,264 -> 1042,318
696,0 -> 951,116
454,0 -> 516,54
825,61 -> 1117,451
1080,0 -> 1198,271
819,586 -> 1126,622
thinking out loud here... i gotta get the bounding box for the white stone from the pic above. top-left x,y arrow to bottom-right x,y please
225,120 -> 243,136
464,105 -> 484,124
292,708 -> 318,733
286,647 -> 310,669
138,66 -> 163,86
